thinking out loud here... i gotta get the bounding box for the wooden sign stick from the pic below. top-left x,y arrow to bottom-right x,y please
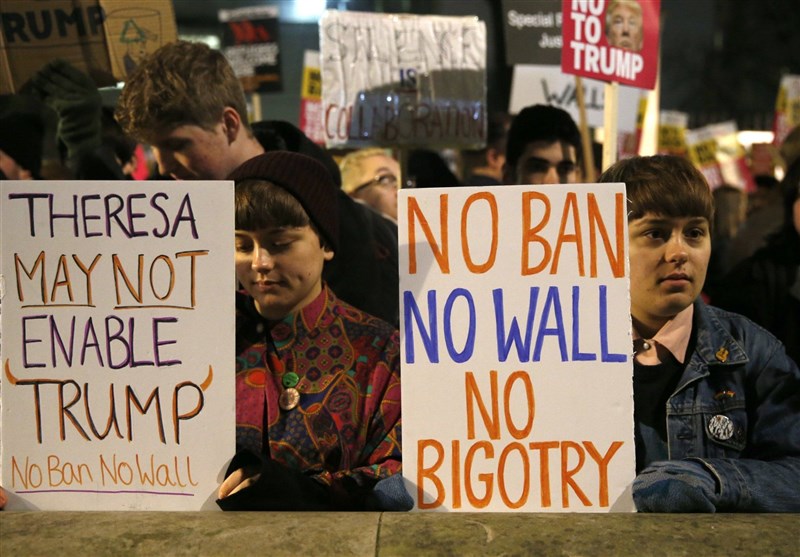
602,81 -> 620,171
575,76 -> 596,182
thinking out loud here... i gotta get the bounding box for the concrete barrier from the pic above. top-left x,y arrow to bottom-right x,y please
1,511 -> 798,556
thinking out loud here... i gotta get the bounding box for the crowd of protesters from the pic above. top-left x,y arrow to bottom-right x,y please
0,39 -> 798,512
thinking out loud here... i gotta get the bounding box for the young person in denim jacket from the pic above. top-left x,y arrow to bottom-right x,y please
599,155 -> 800,512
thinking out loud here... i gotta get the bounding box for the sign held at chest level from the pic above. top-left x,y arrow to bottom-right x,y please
405,189 -> 625,278
399,183 -> 635,512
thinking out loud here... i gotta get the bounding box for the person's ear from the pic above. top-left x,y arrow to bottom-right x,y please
221,107 -> 242,144
486,147 -> 504,170
323,246 -> 335,261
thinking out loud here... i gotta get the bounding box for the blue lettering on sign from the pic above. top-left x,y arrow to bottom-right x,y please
403,288 -> 478,364
443,288 -> 476,363
405,284 -> 628,365
494,285 -> 627,363
532,286 -> 568,362
494,287 -> 539,362
571,286 -> 597,362
403,290 -> 439,364
599,285 -> 627,362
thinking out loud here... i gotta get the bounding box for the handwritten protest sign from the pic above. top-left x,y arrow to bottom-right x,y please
0,181 -> 235,510
508,64 -> 643,132
0,0 -> 178,94
561,0 -> 660,90
399,184 -> 635,512
320,10 -> 486,149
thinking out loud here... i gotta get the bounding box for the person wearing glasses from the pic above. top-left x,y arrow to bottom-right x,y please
339,148 -> 401,222
503,104 -> 583,186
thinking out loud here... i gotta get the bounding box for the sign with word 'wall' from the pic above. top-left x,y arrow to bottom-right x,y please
399,183 -> 636,512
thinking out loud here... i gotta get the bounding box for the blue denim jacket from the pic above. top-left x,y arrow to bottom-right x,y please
663,300 -> 800,511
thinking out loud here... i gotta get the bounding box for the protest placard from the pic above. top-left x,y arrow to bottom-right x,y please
0,0 -> 178,94
0,181 -> 235,510
320,10 -> 486,149
561,0 -> 660,90
399,183 -> 636,512
299,50 -> 325,145
219,5 -> 282,93
686,121 -> 755,192
658,110 -> 689,157
502,0 -> 563,66
508,64 -> 643,132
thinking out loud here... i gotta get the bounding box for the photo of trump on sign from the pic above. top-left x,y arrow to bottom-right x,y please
561,0 -> 660,90
605,0 -> 643,52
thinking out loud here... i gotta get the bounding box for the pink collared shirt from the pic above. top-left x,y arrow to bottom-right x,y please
632,305 -> 694,365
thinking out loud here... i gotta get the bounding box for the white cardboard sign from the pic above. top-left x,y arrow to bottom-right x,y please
399,183 -> 636,512
509,64 -> 643,133
320,10 -> 487,149
0,180 -> 235,510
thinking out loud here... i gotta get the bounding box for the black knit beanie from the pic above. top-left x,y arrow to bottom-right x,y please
0,94 -> 45,178
228,151 -> 339,251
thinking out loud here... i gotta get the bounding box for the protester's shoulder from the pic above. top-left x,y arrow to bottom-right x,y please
331,293 -> 399,339
702,302 -> 774,339
701,302 -> 796,367
734,232 -> 800,274
338,191 -> 398,241
339,190 -> 396,226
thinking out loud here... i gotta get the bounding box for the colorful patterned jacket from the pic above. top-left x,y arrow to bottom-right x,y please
218,285 -> 402,510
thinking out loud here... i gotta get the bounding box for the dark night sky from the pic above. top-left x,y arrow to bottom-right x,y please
660,0 -> 800,129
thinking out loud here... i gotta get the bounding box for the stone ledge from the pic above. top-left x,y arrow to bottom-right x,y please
1,512 -> 798,556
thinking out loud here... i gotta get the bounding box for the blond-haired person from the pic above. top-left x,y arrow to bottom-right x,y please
339,148 -> 401,222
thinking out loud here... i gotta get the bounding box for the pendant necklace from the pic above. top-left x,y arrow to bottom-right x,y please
263,326 -> 300,411
279,368 -> 301,411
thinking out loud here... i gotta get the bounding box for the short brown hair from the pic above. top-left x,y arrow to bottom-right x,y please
598,155 -> 714,224
115,41 -> 250,143
236,179 -> 308,227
